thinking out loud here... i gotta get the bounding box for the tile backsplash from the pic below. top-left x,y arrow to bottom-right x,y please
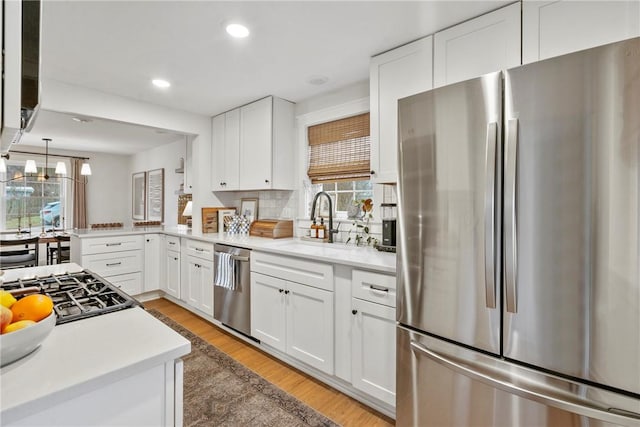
215,190 -> 298,220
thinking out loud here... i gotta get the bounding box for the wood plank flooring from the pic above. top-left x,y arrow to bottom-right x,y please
144,298 -> 394,427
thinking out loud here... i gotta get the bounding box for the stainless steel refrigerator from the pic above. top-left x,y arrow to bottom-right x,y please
396,37 -> 640,426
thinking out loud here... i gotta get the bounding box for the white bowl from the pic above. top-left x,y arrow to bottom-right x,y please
1,312 -> 56,367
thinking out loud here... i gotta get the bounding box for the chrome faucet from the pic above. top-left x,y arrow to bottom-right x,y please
310,191 -> 338,243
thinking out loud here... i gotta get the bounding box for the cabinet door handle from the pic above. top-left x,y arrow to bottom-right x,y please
369,285 -> 389,293
352,309 -> 358,315
284,290 -> 290,295
264,179 -> 269,184
106,262 -> 122,267
278,289 -> 284,293
195,263 -> 201,268
174,257 -> 178,261
146,239 -> 150,242
370,170 -> 375,175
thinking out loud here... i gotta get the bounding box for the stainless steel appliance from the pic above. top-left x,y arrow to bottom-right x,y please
396,37 -> 640,426
1,270 -> 140,324
2,0 -> 41,150
213,244 -> 253,338
380,203 -> 397,250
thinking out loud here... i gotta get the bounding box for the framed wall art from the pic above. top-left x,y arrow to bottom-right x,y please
240,198 -> 258,224
132,171 -> 146,220
146,168 -> 165,222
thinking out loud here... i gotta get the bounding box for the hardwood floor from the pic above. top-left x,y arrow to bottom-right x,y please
144,298 -> 394,427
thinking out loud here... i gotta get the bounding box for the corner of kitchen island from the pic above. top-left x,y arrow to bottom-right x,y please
1,264 -> 190,426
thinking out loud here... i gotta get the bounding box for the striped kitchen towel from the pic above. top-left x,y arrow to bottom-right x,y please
214,252 -> 236,290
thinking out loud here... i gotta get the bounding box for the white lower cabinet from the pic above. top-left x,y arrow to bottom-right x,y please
182,254 -> 214,317
143,234 -> 162,292
351,298 -> 396,406
164,250 -> 181,299
251,271 -> 334,375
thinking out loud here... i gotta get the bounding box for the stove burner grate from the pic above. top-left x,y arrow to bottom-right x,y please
1,270 -> 140,324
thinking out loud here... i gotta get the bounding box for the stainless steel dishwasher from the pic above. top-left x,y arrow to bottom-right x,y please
213,244 -> 254,338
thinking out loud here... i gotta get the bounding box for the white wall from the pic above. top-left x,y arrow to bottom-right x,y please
130,139 -> 186,226
41,79 -> 222,231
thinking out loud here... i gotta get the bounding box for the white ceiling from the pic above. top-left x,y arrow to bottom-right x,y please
25,0 -> 512,155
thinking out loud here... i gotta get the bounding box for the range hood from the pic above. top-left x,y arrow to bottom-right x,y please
1,0 -> 42,153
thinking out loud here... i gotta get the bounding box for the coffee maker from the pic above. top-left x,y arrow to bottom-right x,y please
378,203 -> 397,253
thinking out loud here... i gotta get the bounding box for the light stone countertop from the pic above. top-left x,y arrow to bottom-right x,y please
0,265 -> 191,424
71,226 -> 397,274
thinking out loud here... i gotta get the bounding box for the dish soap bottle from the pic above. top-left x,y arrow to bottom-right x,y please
318,218 -> 326,240
310,218 -> 318,238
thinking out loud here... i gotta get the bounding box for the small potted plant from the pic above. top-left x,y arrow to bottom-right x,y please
346,199 -> 378,246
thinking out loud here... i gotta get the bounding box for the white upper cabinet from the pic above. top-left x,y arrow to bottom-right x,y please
211,109 -> 240,191
212,96 -> 295,191
434,2 -> 521,88
523,0 -> 640,63
370,36 -> 433,184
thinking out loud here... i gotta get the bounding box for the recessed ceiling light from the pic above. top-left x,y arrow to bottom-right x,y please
152,79 -> 171,88
308,75 -> 329,85
226,23 -> 250,38
71,116 -> 92,123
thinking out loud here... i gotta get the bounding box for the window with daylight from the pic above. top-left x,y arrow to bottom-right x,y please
1,161 -> 68,231
307,112 -> 373,215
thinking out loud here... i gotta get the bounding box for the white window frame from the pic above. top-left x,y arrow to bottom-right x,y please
0,154 -> 72,231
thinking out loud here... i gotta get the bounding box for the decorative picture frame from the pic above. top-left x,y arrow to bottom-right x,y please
240,198 -> 258,224
146,168 -> 164,222
218,208 -> 237,234
132,171 -> 146,220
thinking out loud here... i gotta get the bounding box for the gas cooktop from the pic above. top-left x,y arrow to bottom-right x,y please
1,270 -> 140,324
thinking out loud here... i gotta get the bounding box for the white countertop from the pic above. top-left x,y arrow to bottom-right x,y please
71,226 -> 397,274
0,265 -> 191,423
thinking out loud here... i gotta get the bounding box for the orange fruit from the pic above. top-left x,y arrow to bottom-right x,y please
2,320 -> 36,334
10,294 -> 53,322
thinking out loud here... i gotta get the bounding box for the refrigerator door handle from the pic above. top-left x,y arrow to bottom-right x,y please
484,122 -> 498,309
504,118 -> 518,313
409,340 -> 640,426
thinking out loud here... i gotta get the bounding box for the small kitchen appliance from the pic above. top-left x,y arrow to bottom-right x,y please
377,203 -> 397,252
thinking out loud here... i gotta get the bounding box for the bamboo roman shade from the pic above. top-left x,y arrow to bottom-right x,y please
307,113 -> 371,184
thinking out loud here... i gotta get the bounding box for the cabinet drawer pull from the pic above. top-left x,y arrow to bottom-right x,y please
369,285 -> 389,293
169,242 -> 176,245
352,309 -> 358,315
106,262 -> 122,267
195,248 -> 205,252
105,242 -> 122,247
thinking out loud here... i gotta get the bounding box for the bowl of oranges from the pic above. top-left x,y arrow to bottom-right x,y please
0,290 -> 56,367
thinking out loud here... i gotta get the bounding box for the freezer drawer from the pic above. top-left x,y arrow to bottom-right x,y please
397,326 -> 640,427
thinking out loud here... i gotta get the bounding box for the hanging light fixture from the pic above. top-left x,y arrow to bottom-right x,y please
80,162 -> 92,176
0,138 -> 92,183
24,159 -> 37,174
0,154 -> 8,173
55,161 -> 67,175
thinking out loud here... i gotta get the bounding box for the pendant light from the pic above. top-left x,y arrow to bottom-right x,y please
0,138 -> 92,183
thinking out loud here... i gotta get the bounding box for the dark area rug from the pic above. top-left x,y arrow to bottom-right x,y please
148,309 -> 339,427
